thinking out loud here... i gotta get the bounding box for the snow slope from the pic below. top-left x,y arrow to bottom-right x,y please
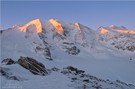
1,19 -> 135,89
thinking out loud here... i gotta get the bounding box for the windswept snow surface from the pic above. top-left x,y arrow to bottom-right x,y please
1,19 -> 135,89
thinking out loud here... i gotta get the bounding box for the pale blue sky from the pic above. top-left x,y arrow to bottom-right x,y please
1,1 -> 135,30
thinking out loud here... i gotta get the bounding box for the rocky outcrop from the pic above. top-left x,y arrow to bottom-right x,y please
0,67 -> 8,76
61,66 -> 135,89
18,56 -> 48,76
61,66 -> 85,75
1,58 -> 16,65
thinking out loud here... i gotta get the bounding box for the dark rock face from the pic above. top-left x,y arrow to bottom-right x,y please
60,42 -> 80,55
44,47 -> 52,60
18,56 -> 48,76
38,33 -> 52,60
1,58 -> 16,65
66,46 -> 80,55
35,46 -> 52,60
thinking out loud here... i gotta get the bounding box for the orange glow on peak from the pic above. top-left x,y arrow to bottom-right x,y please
100,27 -> 135,35
100,28 -> 109,34
19,19 -> 42,33
74,22 -> 81,31
49,19 -> 64,34
116,30 -> 135,35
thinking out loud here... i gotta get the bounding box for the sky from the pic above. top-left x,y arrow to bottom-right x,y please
1,1 -> 135,30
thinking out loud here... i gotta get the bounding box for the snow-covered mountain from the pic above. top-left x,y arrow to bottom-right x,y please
98,26 -> 135,55
1,19 -> 135,89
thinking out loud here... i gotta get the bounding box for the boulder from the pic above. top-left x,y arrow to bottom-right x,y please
51,67 -> 60,71
8,76 -> 19,81
18,56 -> 48,76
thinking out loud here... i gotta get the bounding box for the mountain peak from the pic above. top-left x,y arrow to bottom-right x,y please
99,27 -> 109,34
18,19 -> 42,33
110,25 -> 118,29
49,19 -> 64,34
110,25 -> 127,30
74,22 -> 81,31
